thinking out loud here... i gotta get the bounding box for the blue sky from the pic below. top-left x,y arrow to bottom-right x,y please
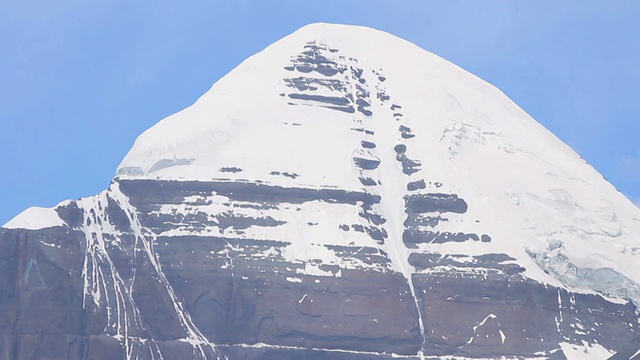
1,1 -> 639,225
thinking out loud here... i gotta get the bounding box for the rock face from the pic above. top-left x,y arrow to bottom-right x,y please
2,23 -> 640,359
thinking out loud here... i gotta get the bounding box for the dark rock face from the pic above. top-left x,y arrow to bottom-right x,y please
1,178 -> 638,359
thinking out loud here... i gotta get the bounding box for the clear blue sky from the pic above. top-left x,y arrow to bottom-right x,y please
1,1 -> 639,225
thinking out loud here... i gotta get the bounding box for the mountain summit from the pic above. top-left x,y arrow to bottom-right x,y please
2,23 -> 640,359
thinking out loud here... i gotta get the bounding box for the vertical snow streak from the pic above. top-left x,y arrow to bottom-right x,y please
348,64 -> 427,359
110,181 -> 220,359
374,124 -> 427,360
78,192 -> 164,360
555,289 -> 565,336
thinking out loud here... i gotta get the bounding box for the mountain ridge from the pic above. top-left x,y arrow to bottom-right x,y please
2,23 -> 639,359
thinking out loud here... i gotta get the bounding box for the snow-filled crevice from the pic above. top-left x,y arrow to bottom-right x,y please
352,65 -> 428,358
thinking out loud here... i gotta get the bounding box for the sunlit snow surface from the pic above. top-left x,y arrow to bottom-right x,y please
114,23 -> 640,306
4,23 -> 640,358
4,206 -> 66,230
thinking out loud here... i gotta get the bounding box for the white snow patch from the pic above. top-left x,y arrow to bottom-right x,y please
39,240 -> 61,248
3,206 -> 65,230
298,294 -> 308,304
559,341 -> 614,359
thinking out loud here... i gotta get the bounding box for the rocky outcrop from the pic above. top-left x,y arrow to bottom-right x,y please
1,178 -> 638,359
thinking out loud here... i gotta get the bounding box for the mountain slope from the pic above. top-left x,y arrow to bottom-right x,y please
2,23 -> 640,359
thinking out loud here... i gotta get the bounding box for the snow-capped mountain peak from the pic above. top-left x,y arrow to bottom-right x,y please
116,22 -> 640,306
3,23 -> 640,359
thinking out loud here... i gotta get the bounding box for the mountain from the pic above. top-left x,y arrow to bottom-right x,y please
2,23 -> 640,360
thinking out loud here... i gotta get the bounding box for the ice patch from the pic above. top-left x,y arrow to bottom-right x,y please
527,246 -> 640,307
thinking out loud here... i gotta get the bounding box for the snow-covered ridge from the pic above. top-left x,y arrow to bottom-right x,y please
3,205 -> 66,230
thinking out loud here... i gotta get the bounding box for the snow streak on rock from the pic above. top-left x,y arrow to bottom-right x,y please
74,184 -> 219,359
